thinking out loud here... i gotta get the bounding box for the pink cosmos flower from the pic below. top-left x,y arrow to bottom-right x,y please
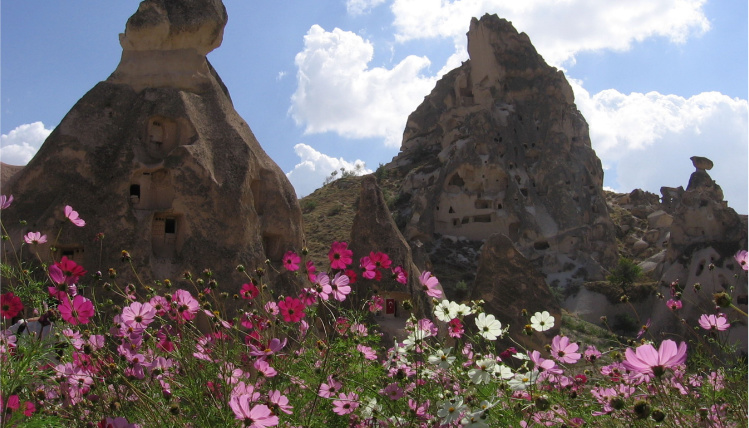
318,376 -> 342,398
391,266 -> 408,284
254,359 -> 277,377
0,195 -> 13,210
418,271 -> 442,298
698,314 -> 730,331
278,296 -> 306,323
328,241 -> 353,270
229,397 -> 279,427
23,231 -> 47,245
360,256 -> 377,279
282,251 -> 301,271
735,250 -> 748,271
357,344 -> 377,360
171,289 -> 199,322
268,390 -> 293,415
584,345 -> 602,362
314,273 -> 333,300
332,392 -> 359,415
305,260 -> 318,282
345,269 -> 357,284
329,272 -> 351,302
240,282 -> 259,300
58,295 -> 95,325
528,350 -> 563,375
550,335 -> 581,364
369,295 -> 384,312
121,302 -> 156,330
248,338 -> 287,358
622,339 -> 687,379
666,299 -> 682,311
64,205 -> 85,227
0,293 -> 23,319
149,295 -> 169,316
382,383 -> 404,400
264,301 -> 279,316
370,252 -> 392,269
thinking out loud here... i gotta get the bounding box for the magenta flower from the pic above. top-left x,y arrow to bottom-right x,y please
0,195 -> 13,209
622,339 -> 687,378
282,251 -> 301,271
332,392 -> 359,415
329,272 -> 351,301
121,302 -> 156,330
584,345 -> 602,362
64,205 -> 85,227
357,344 -> 377,360
448,318 -> 464,338
370,251 -> 392,269
58,295 -> 95,325
49,257 -> 87,286
278,296 -> 306,323
23,231 -> 47,245
254,359 -> 277,377
240,282 -> 259,300
392,266 -> 408,284
418,271 -> 442,298
698,314 -> 730,331
550,335 -> 581,364
305,260 -> 318,282
735,250 -> 748,271
666,299 -> 682,311
1,292 -> 23,319
229,397 -> 279,427
171,289 -> 199,322
328,241 -> 353,270
360,255 -> 377,279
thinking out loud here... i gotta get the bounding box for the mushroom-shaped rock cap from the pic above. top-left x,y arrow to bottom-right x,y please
119,0 -> 227,55
690,156 -> 714,171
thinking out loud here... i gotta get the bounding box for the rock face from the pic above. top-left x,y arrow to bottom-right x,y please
651,158 -> 747,346
349,176 -> 437,321
470,233 -> 560,351
2,0 -> 303,291
388,14 -> 617,289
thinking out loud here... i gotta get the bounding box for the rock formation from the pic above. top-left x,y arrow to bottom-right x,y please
469,233 -> 561,351
349,176 -> 438,323
2,0 -> 303,293
387,14 -> 617,290
651,157 -> 747,346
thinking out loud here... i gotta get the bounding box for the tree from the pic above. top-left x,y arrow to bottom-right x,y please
607,258 -> 642,296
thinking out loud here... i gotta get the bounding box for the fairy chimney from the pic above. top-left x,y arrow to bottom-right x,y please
387,14 -> 617,289
2,0 -> 303,293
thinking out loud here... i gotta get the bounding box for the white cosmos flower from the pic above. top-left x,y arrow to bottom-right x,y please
494,363 -> 514,380
434,300 -> 455,322
437,398 -> 467,424
507,370 -> 539,391
427,347 -> 456,369
530,311 -> 555,332
474,313 -> 503,341
468,358 -> 496,384
452,302 -> 472,317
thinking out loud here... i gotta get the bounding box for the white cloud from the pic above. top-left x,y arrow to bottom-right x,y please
390,0 -> 710,67
346,0 -> 387,16
571,80 -> 749,213
289,25 -> 437,147
0,122 -> 52,165
276,71 -> 287,81
286,143 -> 373,198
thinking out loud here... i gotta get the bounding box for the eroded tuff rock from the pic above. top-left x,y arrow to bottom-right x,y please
350,176 -> 438,322
652,157 -> 747,347
388,14 -> 617,289
469,233 -> 561,351
2,0 -> 303,294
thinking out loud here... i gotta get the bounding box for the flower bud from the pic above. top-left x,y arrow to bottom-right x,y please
651,409 -> 665,422
236,264 -> 245,272
633,400 -> 650,419
714,292 -> 732,308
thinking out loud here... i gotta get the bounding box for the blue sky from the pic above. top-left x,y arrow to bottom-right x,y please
2,0 -> 747,213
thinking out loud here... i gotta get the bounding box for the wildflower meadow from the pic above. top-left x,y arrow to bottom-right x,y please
0,196 -> 747,427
